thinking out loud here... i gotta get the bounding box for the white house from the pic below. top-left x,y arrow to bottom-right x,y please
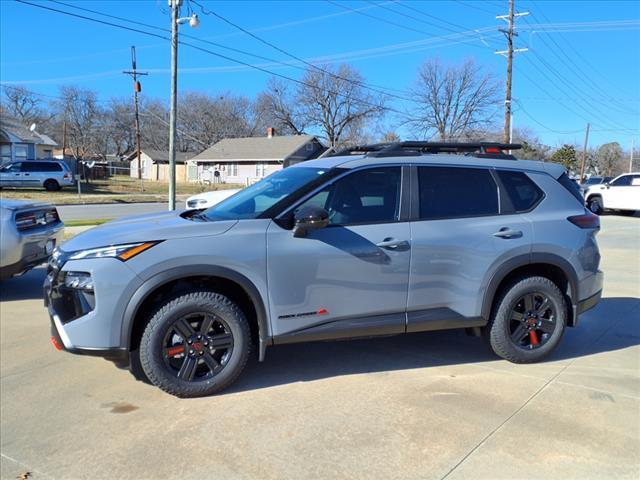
188,130 -> 326,185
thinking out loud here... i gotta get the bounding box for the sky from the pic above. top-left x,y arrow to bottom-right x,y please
1,0 -> 639,149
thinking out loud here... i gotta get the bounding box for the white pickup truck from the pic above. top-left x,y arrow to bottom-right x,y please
584,172 -> 640,215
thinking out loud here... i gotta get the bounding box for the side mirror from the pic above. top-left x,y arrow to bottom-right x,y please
293,205 -> 329,238
604,182 -> 610,188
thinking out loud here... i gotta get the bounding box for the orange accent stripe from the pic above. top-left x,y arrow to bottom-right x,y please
117,242 -> 157,261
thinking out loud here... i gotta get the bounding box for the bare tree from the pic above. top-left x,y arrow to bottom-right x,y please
256,65 -> 386,148
297,64 -> 386,148
254,78 -> 306,136
408,58 -> 500,140
105,97 -> 135,156
53,86 -> 106,160
139,99 -> 170,151
1,85 -> 53,128
380,131 -> 401,143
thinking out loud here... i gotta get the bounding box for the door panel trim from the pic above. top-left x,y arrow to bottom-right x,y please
272,312 -> 405,344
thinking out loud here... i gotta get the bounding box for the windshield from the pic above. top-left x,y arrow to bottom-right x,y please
201,167 -> 329,221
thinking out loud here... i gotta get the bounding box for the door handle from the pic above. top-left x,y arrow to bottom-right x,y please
376,238 -> 410,250
23,173 -> 30,176
493,228 -> 523,239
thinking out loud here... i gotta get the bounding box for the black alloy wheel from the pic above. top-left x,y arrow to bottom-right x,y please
162,312 -> 234,382
508,292 -> 556,350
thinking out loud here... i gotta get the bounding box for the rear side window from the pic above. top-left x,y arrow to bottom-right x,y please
557,173 -> 584,204
418,167 -> 498,220
22,162 -> 62,172
496,170 -> 544,212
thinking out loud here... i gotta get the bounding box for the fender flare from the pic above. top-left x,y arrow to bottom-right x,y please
481,253 -> 579,322
121,265 -> 270,361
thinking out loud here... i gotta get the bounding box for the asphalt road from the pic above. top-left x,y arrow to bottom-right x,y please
1,215 -> 639,479
57,202 -> 180,221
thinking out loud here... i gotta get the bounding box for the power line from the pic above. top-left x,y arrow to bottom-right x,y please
14,0 -> 402,116
453,0 -> 497,15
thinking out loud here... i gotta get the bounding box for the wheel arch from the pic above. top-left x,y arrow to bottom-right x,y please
122,265 -> 270,361
482,253 -> 579,327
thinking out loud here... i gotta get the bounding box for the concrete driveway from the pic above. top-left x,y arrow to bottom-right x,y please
1,215 -> 638,480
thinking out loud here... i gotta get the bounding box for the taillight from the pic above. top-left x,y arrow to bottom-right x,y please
15,213 -> 37,230
45,209 -> 59,223
63,173 -> 70,179
568,211 -> 600,229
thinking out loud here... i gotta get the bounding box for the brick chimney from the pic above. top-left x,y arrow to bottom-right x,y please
267,127 -> 275,138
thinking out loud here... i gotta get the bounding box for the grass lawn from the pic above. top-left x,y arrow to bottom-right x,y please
0,177 -> 242,205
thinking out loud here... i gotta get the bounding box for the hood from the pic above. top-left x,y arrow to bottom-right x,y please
62,210 -> 237,251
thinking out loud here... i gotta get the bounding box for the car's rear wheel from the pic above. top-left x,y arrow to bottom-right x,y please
485,276 -> 567,363
139,291 -> 251,397
587,196 -> 603,215
44,179 -> 60,191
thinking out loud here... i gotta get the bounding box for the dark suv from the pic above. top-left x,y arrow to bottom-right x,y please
45,142 -> 603,397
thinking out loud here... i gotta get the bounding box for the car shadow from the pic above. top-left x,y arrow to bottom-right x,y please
0,266 -> 47,301
224,296 -> 640,395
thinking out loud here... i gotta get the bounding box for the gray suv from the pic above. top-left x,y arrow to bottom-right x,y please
44,142 -> 603,397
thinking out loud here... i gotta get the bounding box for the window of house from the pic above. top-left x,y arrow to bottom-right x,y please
255,162 -> 266,177
418,166 -> 498,220
496,170 -> 544,212
14,144 -> 28,161
228,163 -> 238,176
43,149 -> 53,159
0,144 -> 11,164
297,167 -> 401,225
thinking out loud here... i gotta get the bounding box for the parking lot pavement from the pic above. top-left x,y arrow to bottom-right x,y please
1,216 -> 638,480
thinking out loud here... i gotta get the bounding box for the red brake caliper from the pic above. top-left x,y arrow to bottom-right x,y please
167,345 -> 185,357
529,331 -> 539,346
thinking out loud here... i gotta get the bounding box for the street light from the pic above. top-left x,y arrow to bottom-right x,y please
168,1 -> 200,211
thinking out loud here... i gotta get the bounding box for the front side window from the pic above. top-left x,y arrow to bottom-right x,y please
4,162 -> 22,172
418,166 -> 498,220
297,167 -> 402,225
611,175 -> 632,186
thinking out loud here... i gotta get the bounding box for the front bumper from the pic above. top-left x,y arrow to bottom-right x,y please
43,251 -> 144,360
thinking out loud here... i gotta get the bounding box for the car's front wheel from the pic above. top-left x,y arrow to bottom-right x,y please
485,276 -> 567,363
139,291 -> 251,397
587,196 -> 604,215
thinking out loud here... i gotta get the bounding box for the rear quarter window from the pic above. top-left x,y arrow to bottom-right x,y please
557,173 -> 584,204
496,170 -> 544,212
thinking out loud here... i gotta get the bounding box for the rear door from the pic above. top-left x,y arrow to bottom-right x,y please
406,166 -> 534,330
266,166 -> 411,341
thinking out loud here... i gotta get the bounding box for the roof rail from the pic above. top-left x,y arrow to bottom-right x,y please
331,141 -> 522,160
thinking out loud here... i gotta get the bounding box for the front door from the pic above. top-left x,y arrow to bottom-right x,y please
267,166 -> 411,342
0,162 -> 23,187
606,174 -> 640,210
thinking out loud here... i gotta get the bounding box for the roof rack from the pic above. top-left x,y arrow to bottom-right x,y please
331,141 -> 522,160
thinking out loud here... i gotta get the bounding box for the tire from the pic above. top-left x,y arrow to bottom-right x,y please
139,290 -> 251,397
44,179 -> 60,191
485,276 -> 567,363
587,196 -> 603,215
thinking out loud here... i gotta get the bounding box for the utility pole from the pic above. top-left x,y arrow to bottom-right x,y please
580,123 -> 590,182
167,0 -> 199,210
496,0 -> 528,144
631,138 -> 635,173
123,45 -> 148,193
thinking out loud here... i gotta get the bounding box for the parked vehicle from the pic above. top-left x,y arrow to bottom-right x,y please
1,199 -> 64,280
579,176 -> 612,196
185,188 -> 241,209
0,160 -> 74,191
44,142 -> 603,397
584,172 -> 640,215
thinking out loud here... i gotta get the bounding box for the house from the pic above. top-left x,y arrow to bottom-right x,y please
125,149 -> 195,182
0,114 -> 58,164
188,130 -> 326,185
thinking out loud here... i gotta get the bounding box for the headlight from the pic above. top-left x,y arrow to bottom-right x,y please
68,241 -> 160,261
64,271 -> 94,290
